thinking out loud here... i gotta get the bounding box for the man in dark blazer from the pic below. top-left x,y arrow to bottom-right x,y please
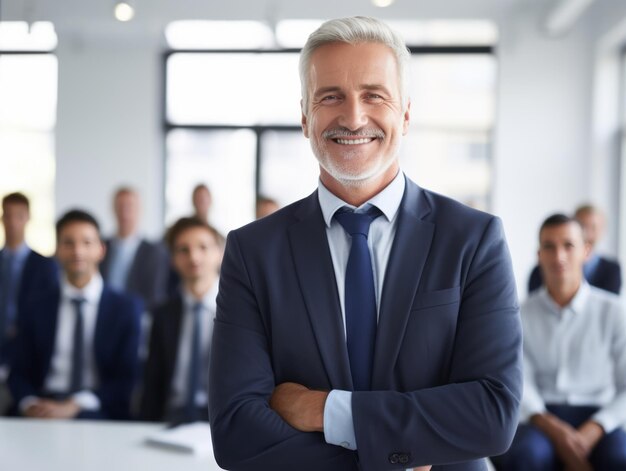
100,187 -> 169,310
527,205 -> 621,295
8,209 -> 141,420
209,17 -> 522,471
140,217 -> 223,423
0,193 -> 58,372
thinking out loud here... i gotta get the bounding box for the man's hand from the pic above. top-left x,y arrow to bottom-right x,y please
24,399 -> 81,419
531,413 -> 592,471
577,420 -> 604,455
269,382 -> 328,432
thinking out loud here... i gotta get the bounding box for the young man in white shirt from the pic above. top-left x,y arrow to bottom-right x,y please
494,214 -> 626,470
8,209 -> 142,420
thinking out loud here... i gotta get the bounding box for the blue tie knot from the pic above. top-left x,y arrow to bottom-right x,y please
71,297 -> 86,308
334,206 -> 382,237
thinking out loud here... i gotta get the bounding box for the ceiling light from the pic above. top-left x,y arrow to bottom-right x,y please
372,0 -> 395,7
114,2 -> 135,22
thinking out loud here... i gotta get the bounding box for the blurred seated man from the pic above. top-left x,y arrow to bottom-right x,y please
494,214 -> 626,471
528,204 -> 621,294
0,193 -> 58,378
192,184 -> 212,224
140,217 -> 223,424
255,196 -> 280,220
8,209 -> 142,420
100,187 -> 169,310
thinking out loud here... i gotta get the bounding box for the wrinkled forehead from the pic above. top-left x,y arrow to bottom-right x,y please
307,42 -> 401,89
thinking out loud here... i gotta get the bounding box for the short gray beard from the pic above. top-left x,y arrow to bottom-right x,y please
312,127 -> 401,188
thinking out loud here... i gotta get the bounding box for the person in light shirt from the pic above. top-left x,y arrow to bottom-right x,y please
140,217 -> 223,424
209,16 -> 521,471
100,187 -> 169,310
493,214 -> 626,470
8,209 -> 141,420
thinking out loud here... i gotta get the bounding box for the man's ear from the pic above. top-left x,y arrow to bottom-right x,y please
301,99 -> 309,138
402,100 -> 411,135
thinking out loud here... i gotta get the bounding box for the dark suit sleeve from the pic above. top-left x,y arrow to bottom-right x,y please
527,265 -> 542,294
7,301 -> 41,408
140,310 -> 167,421
352,216 -> 522,470
604,260 -> 622,295
95,296 -> 141,420
209,232 -> 357,471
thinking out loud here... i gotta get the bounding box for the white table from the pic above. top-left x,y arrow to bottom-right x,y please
0,418 -> 224,471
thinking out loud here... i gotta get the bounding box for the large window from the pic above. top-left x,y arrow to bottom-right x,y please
0,22 -> 58,254
164,20 -> 497,234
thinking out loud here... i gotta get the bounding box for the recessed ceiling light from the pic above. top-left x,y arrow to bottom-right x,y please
114,2 -> 135,22
372,0 -> 395,7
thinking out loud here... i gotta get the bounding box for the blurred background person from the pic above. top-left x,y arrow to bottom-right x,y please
528,204 -> 621,295
8,210 -> 142,420
100,187 -> 169,310
255,195 -> 280,220
140,217 -> 223,424
494,214 -> 626,470
191,184 -> 212,225
0,192 -> 58,412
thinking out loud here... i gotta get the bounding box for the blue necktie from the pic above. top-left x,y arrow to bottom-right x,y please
185,302 -> 203,420
334,206 -> 382,391
70,297 -> 86,393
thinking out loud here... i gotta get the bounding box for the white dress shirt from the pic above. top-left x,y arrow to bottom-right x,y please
319,171 -> 405,451
169,281 -> 218,410
21,274 -> 104,412
521,282 -> 626,432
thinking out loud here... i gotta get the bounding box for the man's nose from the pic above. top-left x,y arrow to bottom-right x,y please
338,97 -> 368,131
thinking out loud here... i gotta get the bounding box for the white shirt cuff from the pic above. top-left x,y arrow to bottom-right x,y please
71,390 -> 101,411
592,410 -> 619,434
19,396 -> 40,413
323,389 -> 357,450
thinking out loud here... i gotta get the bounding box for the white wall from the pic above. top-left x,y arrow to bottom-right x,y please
54,30 -> 164,239
493,4 -> 594,299
8,0 -> 623,296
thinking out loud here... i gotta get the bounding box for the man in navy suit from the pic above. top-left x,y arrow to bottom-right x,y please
527,205 -> 621,295
209,17 -> 522,471
140,217 -> 223,423
8,209 -> 141,420
0,193 -> 58,375
100,187 -> 169,310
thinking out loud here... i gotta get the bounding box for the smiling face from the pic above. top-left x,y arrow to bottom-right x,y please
56,221 -> 105,286
301,41 -> 410,195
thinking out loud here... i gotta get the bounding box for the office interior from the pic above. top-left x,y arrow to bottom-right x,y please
1,0 -> 625,308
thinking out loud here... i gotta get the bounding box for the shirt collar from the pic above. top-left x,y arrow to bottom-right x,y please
62,272 -> 104,305
113,233 -> 141,247
2,242 -> 30,260
182,279 -> 219,312
317,170 -> 406,228
538,280 -> 590,315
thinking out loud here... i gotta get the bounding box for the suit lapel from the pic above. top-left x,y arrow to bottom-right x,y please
372,179 -> 434,389
288,192 -> 353,391
94,288 -> 113,370
42,289 -> 61,372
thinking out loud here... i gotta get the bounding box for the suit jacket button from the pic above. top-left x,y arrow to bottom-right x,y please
399,454 -> 410,464
389,453 -> 400,464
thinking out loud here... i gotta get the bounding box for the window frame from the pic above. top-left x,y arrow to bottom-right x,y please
161,45 -> 495,223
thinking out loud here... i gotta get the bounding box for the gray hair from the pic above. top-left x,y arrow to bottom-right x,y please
299,16 -> 410,113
